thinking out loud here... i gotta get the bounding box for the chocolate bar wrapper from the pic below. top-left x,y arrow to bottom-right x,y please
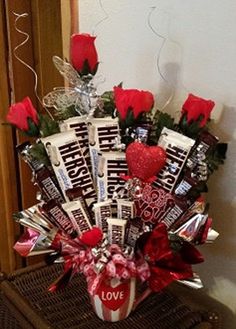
87,117 -> 119,182
153,127 -> 195,193
62,200 -> 92,236
60,115 -> 91,173
160,197 -> 189,229
41,199 -> 78,239
107,218 -> 127,247
14,227 -> 57,257
170,198 -> 206,231
117,199 -> 135,220
93,200 -> 112,232
17,142 -> 64,203
187,131 -> 218,171
97,151 -> 128,212
135,185 -> 175,224
41,130 -> 96,207
125,217 -> 143,247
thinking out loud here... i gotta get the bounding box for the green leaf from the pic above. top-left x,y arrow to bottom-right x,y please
55,105 -> 79,120
149,111 -> 175,144
25,118 -> 40,137
39,114 -> 60,138
29,142 -> 51,167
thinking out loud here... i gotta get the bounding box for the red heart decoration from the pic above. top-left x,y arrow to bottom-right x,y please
97,280 -> 130,311
126,142 -> 166,182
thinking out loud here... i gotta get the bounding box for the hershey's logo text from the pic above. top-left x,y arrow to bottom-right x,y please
97,126 -> 118,151
71,208 -> 91,233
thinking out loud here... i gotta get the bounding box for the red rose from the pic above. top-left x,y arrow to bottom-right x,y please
7,97 -> 39,131
113,86 -> 154,120
181,93 -> 215,127
70,33 -> 98,76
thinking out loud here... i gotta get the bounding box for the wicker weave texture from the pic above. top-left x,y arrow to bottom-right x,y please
6,263 -> 203,329
0,293 -> 22,329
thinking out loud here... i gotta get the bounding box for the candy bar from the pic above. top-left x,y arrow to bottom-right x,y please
41,130 -> 96,207
107,218 -> 127,247
60,115 -> 91,173
117,199 -> 135,220
42,199 -> 78,239
153,128 -> 195,193
135,185 -> 175,224
93,200 -> 112,232
17,142 -> 64,203
97,151 -> 128,211
87,117 -> 119,181
62,200 -> 92,235
170,198 -> 206,231
174,171 -> 198,197
66,187 -> 92,221
125,218 -> 143,247
160,197 -> 189,228
187,131 -> 218,170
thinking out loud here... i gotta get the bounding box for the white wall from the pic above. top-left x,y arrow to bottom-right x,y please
79,0 -> 236,318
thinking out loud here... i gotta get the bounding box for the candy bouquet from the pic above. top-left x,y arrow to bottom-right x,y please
7,33 -> 227,322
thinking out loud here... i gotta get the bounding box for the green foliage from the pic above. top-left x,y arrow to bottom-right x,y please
178,114 -> 207,139
206,143 -> 228,175
29,142 -> 51,167
149,111 -> 175,144
25,118 -> 40,137
39,114 -> 60,138
55,105 -> 79,121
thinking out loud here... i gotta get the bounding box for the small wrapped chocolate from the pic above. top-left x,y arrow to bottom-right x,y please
87,117 -> 119,181
153,127 -> 195,193
97,151 -> 128,211
187,131 -> 218,171
66,187 -> 92,221
41,130 -> 96,207
117,199 -> 135,220
93,200 -> 112,232
174,171 -> 198,197
62,200 -> 92,236
41,199 -> 78,239
125,217 -> 143,247
107,218 -> 127,247
60,115 -> 91,173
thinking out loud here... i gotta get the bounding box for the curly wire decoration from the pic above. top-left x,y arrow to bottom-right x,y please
92,0 -> 109,36
147,6 -> 175,112
13,12 -> 54,120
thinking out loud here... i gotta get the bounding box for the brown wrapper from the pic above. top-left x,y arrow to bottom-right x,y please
17,142 -> 64,203
153,128 -> 195,193
41,130 -> 96,207
125,217 -> 143,247
66,187 -> 92,221
87,117 -> 119,181
160,196 -> 189,228
41,199 -> 78,239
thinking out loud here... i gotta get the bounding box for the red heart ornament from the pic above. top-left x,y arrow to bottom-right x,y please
97,280 -> 130,311
126,142 -> 166,182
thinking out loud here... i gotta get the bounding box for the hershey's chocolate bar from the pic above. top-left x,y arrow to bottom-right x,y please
97,151 -> 128,211
41,130 -> 96,207
107,218 -> 127,247
153,128 -> 195,192
87,117 -> 119,181
60,115 -> 91,173
117,199 -> 135,220
93,200 -> 112,232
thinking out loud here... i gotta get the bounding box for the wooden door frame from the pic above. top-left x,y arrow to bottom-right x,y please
0,0 -> 68,272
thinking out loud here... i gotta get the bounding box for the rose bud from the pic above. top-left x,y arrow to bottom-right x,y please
70,33 -> 98,76
113,86 -> 154,120
7,97 -> 39,136
181,93 -> 215,128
